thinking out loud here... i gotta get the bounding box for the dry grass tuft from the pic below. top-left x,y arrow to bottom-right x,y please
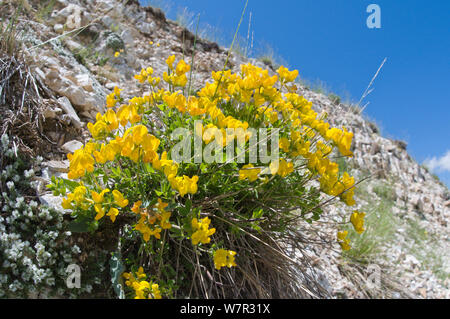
0,53 -> 47,157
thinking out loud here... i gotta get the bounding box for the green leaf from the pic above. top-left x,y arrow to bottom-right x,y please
185,199 -> 192,213
144,163 -> 155,173
60,177 -> 80,189
68,219 -> 91,233
251,224 -> 262,233
252,209 -> 263,219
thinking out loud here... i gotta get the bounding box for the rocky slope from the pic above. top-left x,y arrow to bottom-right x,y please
4,0 -> 449,298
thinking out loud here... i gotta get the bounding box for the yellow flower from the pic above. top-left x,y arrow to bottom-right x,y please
104,109 -> 119,131
94,204 -> 106,221
155,198 -> 168,212
191,217 -> 216,245
106,87 -> 121,108
114,51 -> 120,58
168,175 -> 198,197
277,66 -> 299,83
131,124 -> 148,145
350,211 -> 365,234
62,197 -> 72,210
175,59 -> 190,76
123,268 -> 162,299
270,158 -> 294,177
91,188 -> 110,204
214,249 -> 237,270
136,267 -> 147,280
112,190 -> 129,208
279,137 -> 290,152
131,200 -> 142,214
72,185 -> 87,204
337,230 -> 351,251
339,172 -> 356,206
150,283 -> 162,299
106,207 -> 119,222
87,119 -> 109,140
239,164 -> 260,182
166,55 -> 176,70
159,211 -> 172,229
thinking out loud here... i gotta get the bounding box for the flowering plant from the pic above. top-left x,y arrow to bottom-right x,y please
50,56 -> 365,298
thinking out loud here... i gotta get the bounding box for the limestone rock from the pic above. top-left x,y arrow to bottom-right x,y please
61,140 -> 83,153
57,96 -> 83,128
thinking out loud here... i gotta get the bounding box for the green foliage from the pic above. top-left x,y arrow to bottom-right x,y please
36,0 -> 56,22
0,2 -> 22,56
405,218 -> 449,282
328,93 -> 341,105
372,183 -> 396,202
343,199 -> 397,261
71,43 -> 110,69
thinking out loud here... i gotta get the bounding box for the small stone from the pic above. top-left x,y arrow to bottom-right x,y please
75,73 -> 93,92
54,23 -> 64,34
105,82 -> 119,90
57,96 -> 83,128
121,29 -> 134,46
61,140 -> 83,153
136,21 -> 155,35
39,193 -> 64,211
65,39 -> 83,51
418,288 -> 427,299
42,160 -> 70,173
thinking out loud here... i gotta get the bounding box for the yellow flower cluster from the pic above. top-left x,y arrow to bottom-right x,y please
63,54 -> 366,283
239,164 -> 261,182
106,87 -> 121,108
134,67 -> 161,86
67,102 -> 199,196
67,143 -> 96,180
191,217 -> 216,245
213,249 -> 237,270
337,210 -> 366,251
62,185 -> 128,223
137,60 -> 357,207
163,55 -> 190,87
277,66 -> 299,83
131,198 -> 171,242
123,267 -> 162,299
270,158 -> 294,178
168,175 -> 199,197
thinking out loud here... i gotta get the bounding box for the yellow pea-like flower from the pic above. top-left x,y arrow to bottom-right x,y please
166,55 -> 176,70
350,211 -> 365,234
214,249 -> 237,270
337,230 -> 351,251
112,190 -> 129,208
91,188 -> 110,204
239,164 -> 260,182
94,204 -> 106,221
106,207 -> 119,223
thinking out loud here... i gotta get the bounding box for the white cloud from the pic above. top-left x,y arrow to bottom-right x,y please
424,150 -> 450,173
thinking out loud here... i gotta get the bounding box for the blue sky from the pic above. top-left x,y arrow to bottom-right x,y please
141,0 -> 450,186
